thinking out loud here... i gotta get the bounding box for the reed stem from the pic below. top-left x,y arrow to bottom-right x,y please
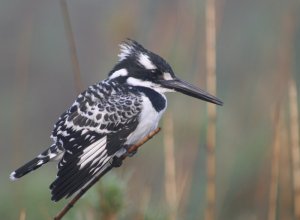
205,0 -> 217,219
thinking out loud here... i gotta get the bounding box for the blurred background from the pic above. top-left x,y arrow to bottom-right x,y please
1,0 -> 300,219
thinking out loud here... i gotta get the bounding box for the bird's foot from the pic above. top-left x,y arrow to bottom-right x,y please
110,156 -> 123,167
126,150 -> 137,157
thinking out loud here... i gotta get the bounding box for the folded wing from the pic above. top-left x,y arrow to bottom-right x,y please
50,87 -> 142,201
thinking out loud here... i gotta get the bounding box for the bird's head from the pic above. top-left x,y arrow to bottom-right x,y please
108,39 -> 223,106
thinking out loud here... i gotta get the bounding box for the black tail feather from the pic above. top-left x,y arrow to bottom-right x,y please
10,156 -> 50,181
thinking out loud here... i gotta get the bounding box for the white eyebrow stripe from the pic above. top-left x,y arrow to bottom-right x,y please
109,68 -> 128,79
138,53 -> 157,70
126,77 -> 154,87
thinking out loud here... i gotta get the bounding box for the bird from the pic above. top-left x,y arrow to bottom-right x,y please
10,39 -> 223,202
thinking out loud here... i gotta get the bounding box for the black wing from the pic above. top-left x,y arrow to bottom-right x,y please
50,86 -> 142,201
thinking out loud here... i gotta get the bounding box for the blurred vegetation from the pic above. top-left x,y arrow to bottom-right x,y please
1,0 -> 300,219
97,174 -> 125,219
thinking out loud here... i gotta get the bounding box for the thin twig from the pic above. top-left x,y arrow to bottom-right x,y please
54,127 -> 161,220
60,0 -> 84,93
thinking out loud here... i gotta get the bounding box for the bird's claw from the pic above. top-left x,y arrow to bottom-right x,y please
110,156 -> 123,167
126,150 -> 137,157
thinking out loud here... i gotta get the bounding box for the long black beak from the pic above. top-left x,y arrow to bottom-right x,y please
159,78 -> 223,106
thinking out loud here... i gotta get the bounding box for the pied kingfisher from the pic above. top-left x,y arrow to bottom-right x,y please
10,39 -> 223,202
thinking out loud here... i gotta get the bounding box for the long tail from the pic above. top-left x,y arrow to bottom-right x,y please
10,144 -> 63,181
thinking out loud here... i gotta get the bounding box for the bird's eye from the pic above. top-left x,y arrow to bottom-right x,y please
157,70 -> 165,80
150,69 -> 163,78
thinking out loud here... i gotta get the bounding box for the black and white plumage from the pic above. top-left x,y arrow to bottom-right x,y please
10,39 -> 223,202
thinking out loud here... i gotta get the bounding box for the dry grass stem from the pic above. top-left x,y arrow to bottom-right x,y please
205,0 -> 217,219
288,79 -> 300,219
12,8 -> 34,210
279,116 -> 293,220
13,7 -> 33,168
268,107 -> 281,220
19,209 -> 26,220
60,0 -> 84,93
176,170 -> 192,212
163,113 -> 178,220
